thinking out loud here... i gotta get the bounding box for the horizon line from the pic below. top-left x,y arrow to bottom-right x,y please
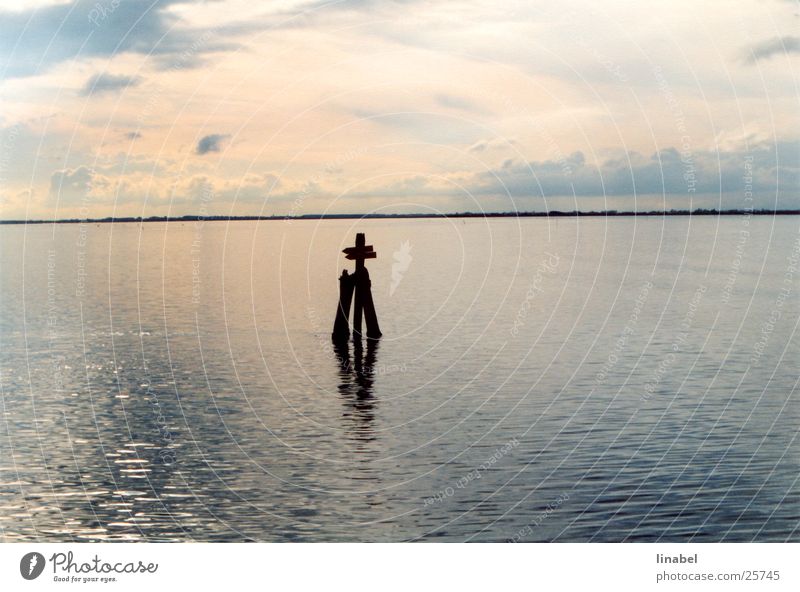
1,208 -> 798,225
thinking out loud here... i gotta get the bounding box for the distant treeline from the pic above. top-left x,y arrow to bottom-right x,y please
2,208 -> 798,225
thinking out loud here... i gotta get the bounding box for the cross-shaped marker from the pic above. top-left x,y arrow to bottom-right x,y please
342,233 -> 377,265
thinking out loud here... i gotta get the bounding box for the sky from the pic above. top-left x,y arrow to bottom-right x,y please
0,0 -> 797,219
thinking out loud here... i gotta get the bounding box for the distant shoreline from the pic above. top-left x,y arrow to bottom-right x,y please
1,209 -> 798,225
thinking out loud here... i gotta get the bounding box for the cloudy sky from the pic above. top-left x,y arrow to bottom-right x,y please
0,0 -> 797,219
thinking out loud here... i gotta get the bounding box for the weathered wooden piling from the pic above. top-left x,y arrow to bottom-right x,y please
358,268 -> 381,339
332,270 -> 355,342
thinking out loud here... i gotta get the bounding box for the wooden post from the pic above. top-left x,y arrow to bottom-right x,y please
352,235 -> 365,339
360,268 -> 382,338
332,270 -> 355,342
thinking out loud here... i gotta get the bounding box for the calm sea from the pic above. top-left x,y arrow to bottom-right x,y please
1,216 -> 798,541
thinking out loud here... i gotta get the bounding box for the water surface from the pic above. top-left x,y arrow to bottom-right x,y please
1,216 -> 798,541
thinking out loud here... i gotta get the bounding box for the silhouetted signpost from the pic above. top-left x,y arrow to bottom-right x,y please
332,233 -> 382,342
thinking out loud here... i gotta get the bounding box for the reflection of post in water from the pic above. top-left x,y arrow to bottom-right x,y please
353,338 -> 378,401
333,339 -> 353,398
332,338 -> 379,442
